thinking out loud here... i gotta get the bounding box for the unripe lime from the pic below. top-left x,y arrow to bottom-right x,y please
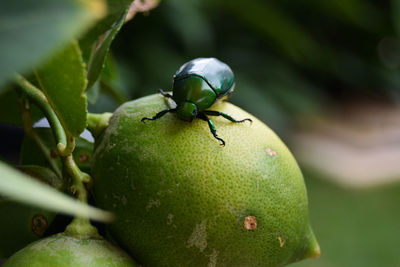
92,94 -> 320,266
3,233 -> 137,266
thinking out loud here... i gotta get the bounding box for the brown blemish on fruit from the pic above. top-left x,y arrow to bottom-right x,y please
50,149 -> 58,158
278,236 -> 285,247
266,148 -> 277,157
244,216 -> 257,230
79,153 -> 89,163
32,214 -> 48,236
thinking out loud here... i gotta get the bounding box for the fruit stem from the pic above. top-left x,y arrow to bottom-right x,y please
64,217 -> 102,239
57,135 -> 76,157
16,96 -> 63,177
15,73 -> 109,236
63,154 -> 104,237
63,154 -> 92,202
87,112 -> 112,138
14,74 -> 91,192
14,74 -> 68,154
60,133 -> 104,236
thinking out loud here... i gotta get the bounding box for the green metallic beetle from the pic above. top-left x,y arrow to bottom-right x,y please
141,57 -> 252,146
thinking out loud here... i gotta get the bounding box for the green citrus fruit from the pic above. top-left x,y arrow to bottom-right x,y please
3,233 -> 137,266
92,94 -> 320,266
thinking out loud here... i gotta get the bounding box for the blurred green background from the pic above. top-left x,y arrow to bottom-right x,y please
88,1 -> 400,266
291,172 -> 400,267
91,0 -> 400,134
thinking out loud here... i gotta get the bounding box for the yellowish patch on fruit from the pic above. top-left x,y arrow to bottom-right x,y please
208,249 -> 219,267
187,220 -> 208,253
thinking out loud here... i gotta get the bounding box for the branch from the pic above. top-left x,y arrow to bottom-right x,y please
14,74 -> 68,153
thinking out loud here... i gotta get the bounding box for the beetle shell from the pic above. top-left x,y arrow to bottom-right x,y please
173,58 -> 235,97
172,76 -> 216,112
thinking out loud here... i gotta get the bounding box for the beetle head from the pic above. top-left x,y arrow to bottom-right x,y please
177,102 -> 198,122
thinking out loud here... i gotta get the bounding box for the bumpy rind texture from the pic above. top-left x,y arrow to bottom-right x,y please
3,234 -> 137,267
92,94 -> 320,267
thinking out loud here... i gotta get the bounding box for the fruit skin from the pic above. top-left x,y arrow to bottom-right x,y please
92,94 -> 320,266
3,233 -> 137,267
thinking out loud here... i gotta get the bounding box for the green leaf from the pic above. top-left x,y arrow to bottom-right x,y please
101,54 -> 120,85
0,0 -> 106,88
87,54 -> 129,107
0,161 -> 113,222
86,9 -> 128,90
99,55 -> 130,103
35,42 -> 88,137
80,0 -> 133,60
86,81 -> 101,104
17,165 -> 64,190
0,87 -> 43,126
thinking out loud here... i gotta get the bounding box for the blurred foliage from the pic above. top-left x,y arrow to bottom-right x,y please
0,0 -> 134,223
0,88 -> 43,126
86,0 -> 400,135
291,170 -> 400,267
0,0 -> 105,87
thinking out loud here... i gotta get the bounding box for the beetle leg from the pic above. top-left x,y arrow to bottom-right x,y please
204,110 -> 252,124
159,89 -> 172,98
198,113 -> 225,146
141,109 -> 176,123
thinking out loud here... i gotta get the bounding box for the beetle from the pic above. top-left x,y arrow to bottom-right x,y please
141,57 -> 252,146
